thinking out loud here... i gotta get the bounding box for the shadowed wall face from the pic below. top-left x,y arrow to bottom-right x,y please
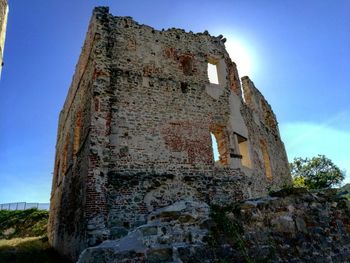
48,7 -> 291,261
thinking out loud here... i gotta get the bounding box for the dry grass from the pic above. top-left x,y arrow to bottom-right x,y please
0,236 -> 45,247
0,236 -> 70,263
0,210 -> 71,262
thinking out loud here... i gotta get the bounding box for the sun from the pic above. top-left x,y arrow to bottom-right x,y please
224,38 -> 255,77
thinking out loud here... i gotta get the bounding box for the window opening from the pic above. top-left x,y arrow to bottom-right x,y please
210,126 -> 229,166
235,133 -> 252,168
211,133 -> 220,162
208,62 -> 219,84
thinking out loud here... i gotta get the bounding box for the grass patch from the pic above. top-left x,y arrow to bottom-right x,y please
0,209 -> 48,239
0,236 -> 69,263
0,209 -> 70,262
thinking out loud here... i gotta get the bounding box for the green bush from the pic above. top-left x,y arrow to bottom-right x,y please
290,155 -> 345,189
0,209 -> 48,239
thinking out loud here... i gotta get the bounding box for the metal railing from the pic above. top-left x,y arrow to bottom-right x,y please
0,202 -> 50,211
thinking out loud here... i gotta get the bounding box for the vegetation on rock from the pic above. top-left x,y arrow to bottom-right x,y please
208,187 -> 350,263
338,183 -> 350,200
209,204 -> 251,262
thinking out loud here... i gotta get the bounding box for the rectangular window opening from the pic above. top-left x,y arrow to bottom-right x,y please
211,133 -> 220,162
208,62 -> 219,84
236,133 -> 252,168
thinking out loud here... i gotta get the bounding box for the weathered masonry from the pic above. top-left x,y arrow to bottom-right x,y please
0,0 -> 8,77
48,7 -> 291,261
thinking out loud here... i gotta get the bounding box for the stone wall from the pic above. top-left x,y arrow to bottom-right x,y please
49,7 -> 291,261
77,189 -> 350,263
209,188 -> 350,263
0,0 -> 8,76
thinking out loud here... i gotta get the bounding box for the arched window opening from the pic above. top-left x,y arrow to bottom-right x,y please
210,126 -> 229,166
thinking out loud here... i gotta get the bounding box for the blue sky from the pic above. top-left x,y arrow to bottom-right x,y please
0,0 -> 349,203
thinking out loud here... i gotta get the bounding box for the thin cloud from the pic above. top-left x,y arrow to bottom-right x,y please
280,120 -> 350,184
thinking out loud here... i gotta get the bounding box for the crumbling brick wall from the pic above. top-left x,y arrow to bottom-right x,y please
48,11 -> 105,259
49,7 -> 291,261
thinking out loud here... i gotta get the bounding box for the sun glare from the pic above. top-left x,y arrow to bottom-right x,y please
224,38 -> 255,77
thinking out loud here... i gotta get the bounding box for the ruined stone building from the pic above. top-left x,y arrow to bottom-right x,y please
0,0 -> 8,77
48,7 -> 291,261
